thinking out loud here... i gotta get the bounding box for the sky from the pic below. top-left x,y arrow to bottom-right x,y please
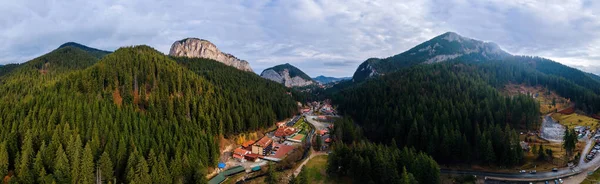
1,0 -> 599,77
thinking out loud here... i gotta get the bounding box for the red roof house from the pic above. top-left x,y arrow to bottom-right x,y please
318,129 -> 328,136
325,138 -> 332,143
274,127 -> 297,137
233,148 -> 251,161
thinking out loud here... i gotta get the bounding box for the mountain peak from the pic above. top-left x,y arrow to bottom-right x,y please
260,63 -> 315,87
352,32 -> 511,82
169,38 -> 254,72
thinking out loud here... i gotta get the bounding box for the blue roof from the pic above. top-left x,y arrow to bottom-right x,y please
218,162 -> 226,168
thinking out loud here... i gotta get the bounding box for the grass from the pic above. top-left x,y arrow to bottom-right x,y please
293,118 -> 311,133
301,155 -> 348,184
552,113 -> 599,130
582,169 -> 600,184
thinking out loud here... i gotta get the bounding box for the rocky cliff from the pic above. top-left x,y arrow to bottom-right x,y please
169,38 -> 253,72
260,63 -> 315,87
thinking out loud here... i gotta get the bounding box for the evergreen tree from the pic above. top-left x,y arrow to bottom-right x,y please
78,144 -> 95,184
54,145 -> 71,184
98,151 -> 114,183
264,163 -> 279,184
0,142 -> 9,179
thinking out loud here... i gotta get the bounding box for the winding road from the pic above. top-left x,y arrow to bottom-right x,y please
443,116 -> 600,183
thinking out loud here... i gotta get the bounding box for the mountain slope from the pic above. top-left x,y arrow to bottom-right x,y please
169,38 -> 253,72
352,32 -> 510,82
313,75 -> 350,84
58,42 -> 112,59
0,45 -> 297,183
260,63 -> 315,87
0,63 -> 20,77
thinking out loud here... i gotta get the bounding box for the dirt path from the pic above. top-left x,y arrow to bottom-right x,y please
292,150 -> 327,177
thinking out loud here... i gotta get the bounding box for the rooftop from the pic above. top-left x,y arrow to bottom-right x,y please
254,136 -> 273,148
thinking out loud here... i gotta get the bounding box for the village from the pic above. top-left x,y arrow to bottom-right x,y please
208,101 -> 338,184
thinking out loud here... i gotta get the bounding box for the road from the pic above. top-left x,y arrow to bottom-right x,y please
290,114 -> 332,177
443,133 -> 600,183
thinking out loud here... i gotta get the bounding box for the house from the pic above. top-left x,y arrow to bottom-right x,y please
233,148 -> 251,162
318,129 -> 328,136
301,108 -> 311,113
252,136 -> 273,156
519,141 -> 530,151
242,140 -> 255,149
328,124 -> 334,130
325,138 -> 332,143
244,153 -> 260,162
274,127 -> 297,138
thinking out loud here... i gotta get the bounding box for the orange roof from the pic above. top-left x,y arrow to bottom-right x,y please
274,127 -> 297,137
325,138 -> 332,143
242,140 -> 255,148
254,136 -> 273,148
233,154 -> 244,159
234,148 -> 250,156
318,129 -> 328,135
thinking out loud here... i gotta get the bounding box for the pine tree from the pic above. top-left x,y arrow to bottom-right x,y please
67,135 -> 82,184
0,142 -> 9,179
17,130 -> 34,183
98,151 -> 114,183
54,144 -> 71,184
78,144 -> 95,184
264,163 -> 279,184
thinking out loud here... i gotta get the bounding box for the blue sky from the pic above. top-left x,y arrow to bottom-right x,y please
1,0 -> 599,77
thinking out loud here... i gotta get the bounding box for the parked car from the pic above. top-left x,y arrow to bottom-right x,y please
552,168 -> 558,172
519,170 -> 526,173
554,179 -> 559,184
530,170 -> 537,174
558,178 -> 563,183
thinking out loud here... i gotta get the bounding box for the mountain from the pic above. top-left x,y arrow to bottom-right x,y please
169,38 -> 253,72
58,42 -> 112,59
260,63 -> 315,87
0,63 -> 20,77
313,75 -> 350,84
0,45 -> 298,183
352,32 -> 510,82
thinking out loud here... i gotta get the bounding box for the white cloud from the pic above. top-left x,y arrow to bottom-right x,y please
0,0 -> 599,77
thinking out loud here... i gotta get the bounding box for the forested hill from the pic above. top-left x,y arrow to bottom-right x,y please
0,45 -> 297,183
335,62 -> 534,166
58,42 -> 112,59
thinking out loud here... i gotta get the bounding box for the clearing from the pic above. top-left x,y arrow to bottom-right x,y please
551,113 -> 600,130
502,84 -> 571,114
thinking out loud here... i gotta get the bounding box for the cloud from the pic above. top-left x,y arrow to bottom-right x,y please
0,0 -> 599,77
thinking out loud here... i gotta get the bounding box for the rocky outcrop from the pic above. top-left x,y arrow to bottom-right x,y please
260,63 -> 315,87
169,38 -> 253,72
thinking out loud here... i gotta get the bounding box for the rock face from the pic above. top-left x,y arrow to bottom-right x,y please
260,63 -> 315,87
352,32 -> 511,82
169,38 -> 253,72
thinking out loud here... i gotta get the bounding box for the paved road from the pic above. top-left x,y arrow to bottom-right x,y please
289,114 -> 332,177
445,134 -> 600,182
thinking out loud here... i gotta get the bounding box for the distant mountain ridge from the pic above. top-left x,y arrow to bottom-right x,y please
260,63 -> 315,87
352,32 -> 510,82
58,42 -> 112,59
313,75 -> 350,84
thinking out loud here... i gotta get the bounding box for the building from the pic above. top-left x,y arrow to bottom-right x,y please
318,129 -> 328,136
233,148 -> 251,162
252,136 -> 273,156
242,140 -> 255,149
274,127 -> 297,138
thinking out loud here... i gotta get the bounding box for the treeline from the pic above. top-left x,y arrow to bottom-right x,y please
334,63 -> 532,166
472,56 -> 600,114
0,46 -> 298,183
327,118 -> 439,184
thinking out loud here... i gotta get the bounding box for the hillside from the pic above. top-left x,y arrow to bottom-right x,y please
0,45 -> 297,183
261,63 -> 315,87
58,42 -> 112,59
352,32 -> 510,82
313,75 -> 350,84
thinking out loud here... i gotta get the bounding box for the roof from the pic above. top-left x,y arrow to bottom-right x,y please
234,148 -> 250,156
233,154 -> 244,159
242,140 -> 255,148
223,166 -> 245,176
325,138 -> 332,143
318,129 -> 328,135
208,173 -> 225,184
254,136 -> 273,148
217,162 -> 226,169
274,127 -> 297,137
